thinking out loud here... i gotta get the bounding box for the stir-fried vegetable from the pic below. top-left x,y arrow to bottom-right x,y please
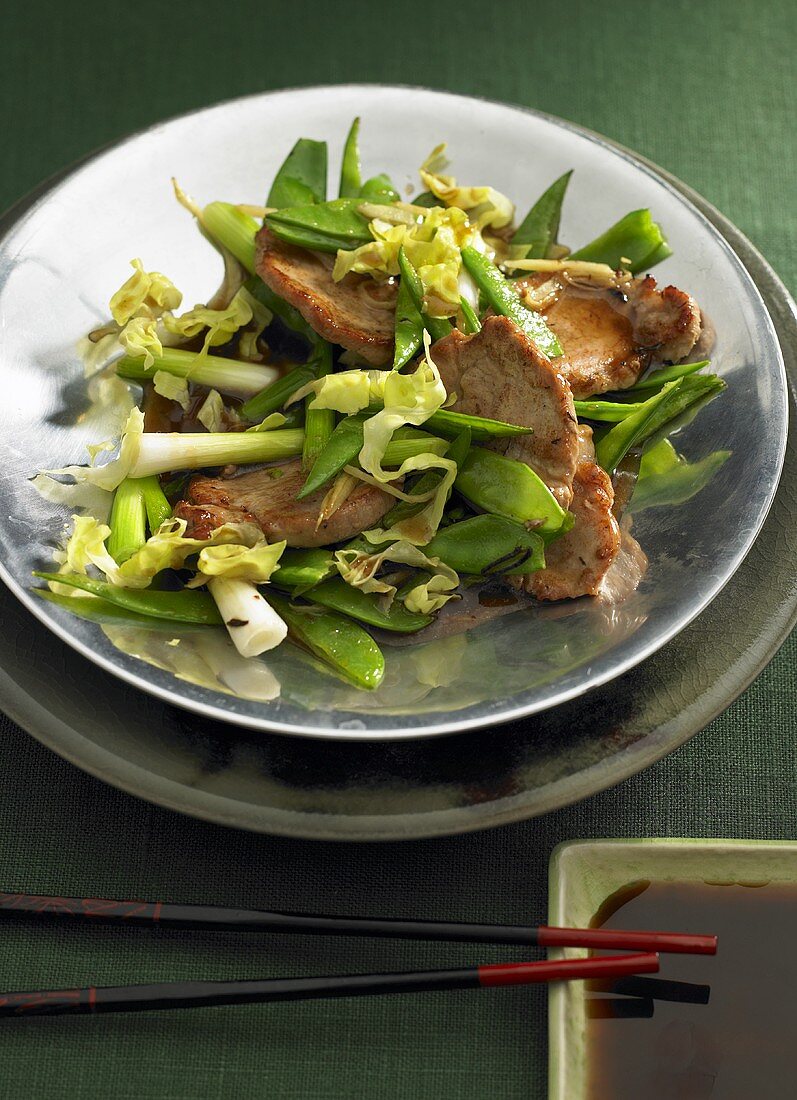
32,126 -> 725,691
512,170 -> 572,260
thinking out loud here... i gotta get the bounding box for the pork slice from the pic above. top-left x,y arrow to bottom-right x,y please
516,426 -> 621,600
514,273 -> 702,398
173,458 -> 394,547
432,315 -> 579,508
255,227 -> 396,366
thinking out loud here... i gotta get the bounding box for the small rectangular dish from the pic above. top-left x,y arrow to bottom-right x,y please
547,838 -> 797,1099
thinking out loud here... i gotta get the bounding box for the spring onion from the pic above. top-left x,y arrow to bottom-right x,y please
117,348 -> 278,399
107,478 -> 147,564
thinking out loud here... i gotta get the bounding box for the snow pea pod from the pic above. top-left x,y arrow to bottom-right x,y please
570,209 -> 672,273
266,198 -> 372,253
393,277 -> 424,371
628,439 -> 731,513
626,359 -> 710,393
360,174 -> 400,203
459,296 -> 481,334
425,514 -> 545,576
397,247 -> 452,343
454,448 -> 568,536
425,408 -> 529,442
240,363 -> 319,423
274,549 -> 336,591
32,573 -> 223,625
265,592 -> 384,690
411,191 -> 439,208
574,399 -> 645,422
512,170 -> 572,260
596,375 -> 724,473
460,246 -> 563,358
305,578 -> 433,633
298,417 -> 449,499
267,138 -> 328,209
32,589 -> 209,631
339,118 -> 362,199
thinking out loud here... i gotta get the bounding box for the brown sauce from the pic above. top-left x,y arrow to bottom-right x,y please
586,880 -> 797,1099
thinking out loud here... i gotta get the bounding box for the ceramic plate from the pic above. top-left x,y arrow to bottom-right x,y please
0,86 -> 788,738
0,117 -> 794,837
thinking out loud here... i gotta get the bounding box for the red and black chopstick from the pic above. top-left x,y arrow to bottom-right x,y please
0,893 -> 718,955
0,953 -> 660,1019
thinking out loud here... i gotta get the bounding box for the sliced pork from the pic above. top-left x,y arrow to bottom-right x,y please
174,459 -> 394,547
514,272 -> 702,398
255,227 -> 396,366
432,316 -> 579,508
516,426 -> 621,601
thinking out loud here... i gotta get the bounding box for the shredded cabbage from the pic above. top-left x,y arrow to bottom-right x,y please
153,370 -> 191,411
419,144 -> 514,230
289,369 -> 385,414
161,290 -> 253,354
335,540 -> 458,611
333,205 -> 484,317
190,540 -> 285,585
39,407 -> 145,494
245,412 -> 288,432
196,389 -> 226,432
119,318 -> 163,369
109,258 -> 182,326
237,287 -> 273,361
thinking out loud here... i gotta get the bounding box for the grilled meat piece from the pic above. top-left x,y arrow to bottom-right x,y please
516,426 -> 621,600
173,459 -> 395,547
515,272 -> 702,398
432,315 -> 579,508
255,227 -> 396,366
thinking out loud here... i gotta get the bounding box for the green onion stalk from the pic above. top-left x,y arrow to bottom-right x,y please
117,349 -> 278,399
107,478 -> 147,564
207,578 -> 287,658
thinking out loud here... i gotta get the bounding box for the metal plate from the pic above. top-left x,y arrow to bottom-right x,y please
0,92 -> 794,838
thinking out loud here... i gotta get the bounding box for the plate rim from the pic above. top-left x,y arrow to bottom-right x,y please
0,84 -> 791,745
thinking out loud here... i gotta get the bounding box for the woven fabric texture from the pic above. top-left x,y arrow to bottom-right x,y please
1,1 -> 795,1097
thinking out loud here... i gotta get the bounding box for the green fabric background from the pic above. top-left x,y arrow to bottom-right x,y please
1,1 -> 796,1097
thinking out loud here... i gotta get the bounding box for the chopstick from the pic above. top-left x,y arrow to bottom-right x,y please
0,893 -> 718,955
0,953 -> 659,1019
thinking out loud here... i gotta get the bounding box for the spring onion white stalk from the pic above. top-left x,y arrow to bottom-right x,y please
207,577 -> 287,657
129,429 -> 306,478
117,348 -> 278,399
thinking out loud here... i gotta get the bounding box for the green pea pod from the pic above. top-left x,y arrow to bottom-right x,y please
459,296 -> 481,334
425,408 -> 530,442
299,418 -> 449,499
411,191 -> 439,208
266,592 -> 384,690
298,414 -> 367,498
266,198 -> 372,254
570,209 -> 672,273
393,278 -> 424,371
306,578 -> 432,633
455,447 -> 568,536
629,439 -> 732,513
238,363 -> 316,424
360,174 -> 400,203
274,549 -> 337,591
381,428 -> 471,529
425,514 -> 545,576
267,138 -> 328,209
32,573 -> 222,625
397,247 -> 452,343
339,118 -> 362,198
512,170 -> 573,260
595,376 -> 725,473
32,589 -> 208,632
574,399 -> 645,423
460,246 -> 562,359
626,360 -> 710,393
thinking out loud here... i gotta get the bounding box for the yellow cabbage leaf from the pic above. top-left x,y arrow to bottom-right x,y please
109,258 -> 182,326
419,144 -> 514,230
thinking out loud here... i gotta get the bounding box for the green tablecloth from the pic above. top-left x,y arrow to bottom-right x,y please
2,2 -> 795,1096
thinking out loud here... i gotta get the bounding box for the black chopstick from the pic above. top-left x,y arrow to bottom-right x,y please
0,953 -> 659,1019
0,892 -> 718,955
